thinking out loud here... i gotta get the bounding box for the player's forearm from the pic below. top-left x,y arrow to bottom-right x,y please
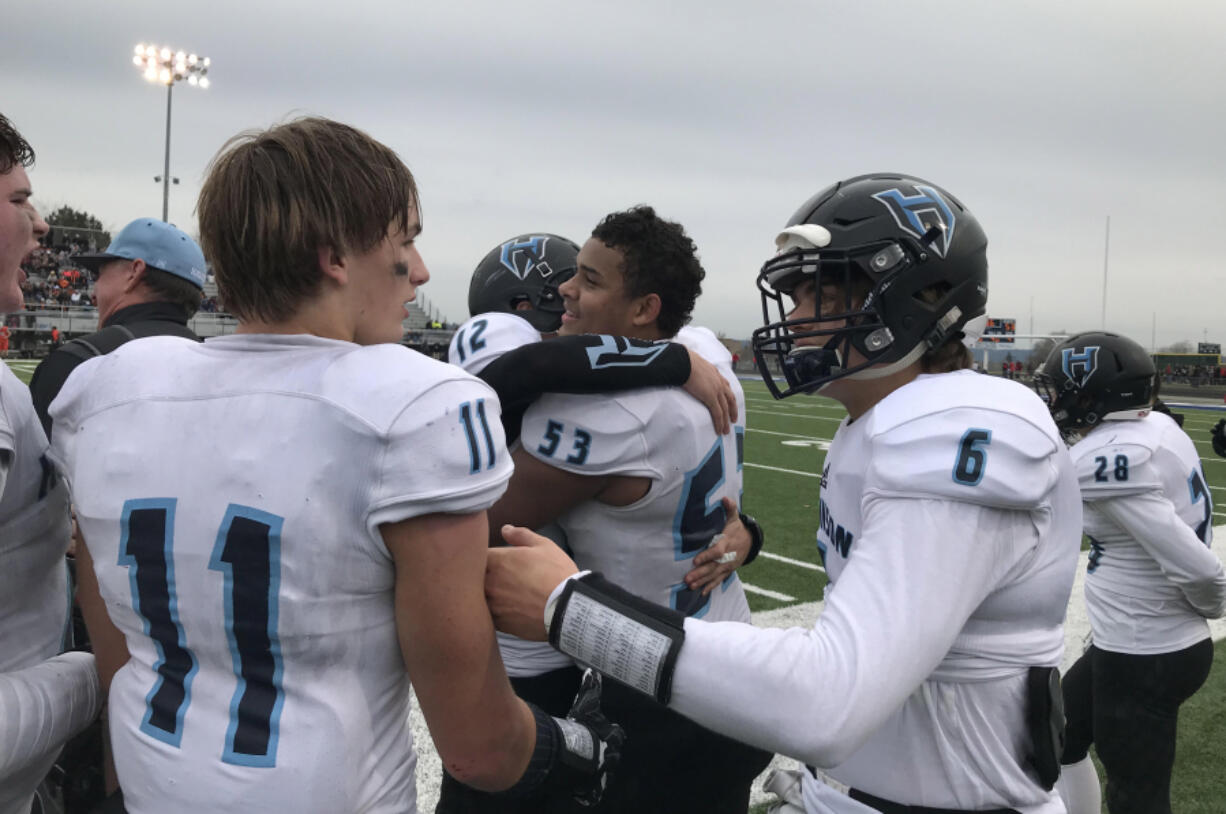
0,652 -> 101,776
548,500 -> 1020,767
479,335 -> 689,407
440,697 -> 536,791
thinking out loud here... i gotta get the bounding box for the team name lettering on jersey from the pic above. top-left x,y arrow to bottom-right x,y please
817,497 -> 854,561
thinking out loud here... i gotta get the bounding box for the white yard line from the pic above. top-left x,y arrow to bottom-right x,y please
747,427 -> 831,441
745,462 -> 821,478
741,583 -> 797,602
760,550 -> 824,572
747,409 -> 845,423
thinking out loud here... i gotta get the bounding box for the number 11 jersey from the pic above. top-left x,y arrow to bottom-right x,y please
49,333 -> 511,813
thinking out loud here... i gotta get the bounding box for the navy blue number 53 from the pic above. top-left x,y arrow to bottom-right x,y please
120,499 -> 284,767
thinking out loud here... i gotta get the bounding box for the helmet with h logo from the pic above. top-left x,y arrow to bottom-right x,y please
1034,331 -> 1156,432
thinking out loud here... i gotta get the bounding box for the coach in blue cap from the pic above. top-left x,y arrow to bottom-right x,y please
29,218 -> 206,439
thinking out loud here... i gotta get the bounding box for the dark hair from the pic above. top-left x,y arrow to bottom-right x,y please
143,267 -> 204,318
590,206 -> 704,337
0,113 -> 36,174
917,283 -> 971,373
197,116 -> 419,324
921,337 -> 972,373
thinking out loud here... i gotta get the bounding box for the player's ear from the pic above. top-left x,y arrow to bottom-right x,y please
125,258 -> 147,294
317,245 -> 348,287
631,292 -> 661,328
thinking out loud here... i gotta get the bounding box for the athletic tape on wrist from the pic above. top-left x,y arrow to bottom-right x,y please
548,572 -> 685,705
553,717 -> 597,772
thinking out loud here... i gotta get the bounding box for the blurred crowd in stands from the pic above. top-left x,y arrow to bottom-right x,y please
1161,364 -> 1226,387
8,235 -> 448,356
19,240 -> 221,314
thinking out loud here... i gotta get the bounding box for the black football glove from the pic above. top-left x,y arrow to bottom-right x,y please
1212,419 -> 1226,458
507,669 -> 625,806
553,669 -> 625,807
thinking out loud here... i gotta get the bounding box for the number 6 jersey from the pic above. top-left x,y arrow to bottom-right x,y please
668,370 -> 1082,810
48,334 -> 512,813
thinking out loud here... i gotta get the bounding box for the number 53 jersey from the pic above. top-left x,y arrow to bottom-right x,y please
520,341 -> 749,624
48,334 -> 511,813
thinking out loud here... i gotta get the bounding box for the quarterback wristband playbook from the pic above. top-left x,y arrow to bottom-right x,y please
547,573 -> 686,704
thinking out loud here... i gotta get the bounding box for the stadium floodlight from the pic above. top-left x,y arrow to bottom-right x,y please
132,42 -> 211,222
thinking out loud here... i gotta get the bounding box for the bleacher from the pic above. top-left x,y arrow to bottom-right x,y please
5,272 -> 453,357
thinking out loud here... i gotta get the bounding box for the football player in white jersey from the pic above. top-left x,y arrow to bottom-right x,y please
450,231 -> 737,443
1035,332 -> 1226,814
473,207 -> 770,813
440,224 -> 764,813
486,174 -> 1086,814
0,112 -> 101,814
51,117 -> 622,814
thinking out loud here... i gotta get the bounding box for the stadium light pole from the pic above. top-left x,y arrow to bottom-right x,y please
133,44 -> 210,221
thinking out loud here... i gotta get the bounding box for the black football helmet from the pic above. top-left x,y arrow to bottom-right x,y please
467,233 -> 579,332
751,173 -> 989,398
1034,331 -> 1156,433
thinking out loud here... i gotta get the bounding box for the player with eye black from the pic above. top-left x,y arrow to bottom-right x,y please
1034,331 -> 1226,814
485,174 -> 1085,814
49,117 -> 624,814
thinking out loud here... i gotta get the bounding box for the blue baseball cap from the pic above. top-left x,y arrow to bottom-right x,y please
73,218 -> 207,290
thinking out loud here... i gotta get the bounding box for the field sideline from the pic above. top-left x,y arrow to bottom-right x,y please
5,358 -> 1224,809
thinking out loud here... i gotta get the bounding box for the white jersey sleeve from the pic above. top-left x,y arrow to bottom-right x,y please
521,393 -> 660,479
367,377 -> 513,533
0,392 -> 11,496
447,312 -> 542,375
1,364 -> 72,673
864,409 -> 1060,509
671,496 -> 1041,768
1094,490 -> 1226,618
0,652 -> 100,797
1074,442 -> 1163,499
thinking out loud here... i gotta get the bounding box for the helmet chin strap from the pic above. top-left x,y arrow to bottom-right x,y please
843,342 -> 927,381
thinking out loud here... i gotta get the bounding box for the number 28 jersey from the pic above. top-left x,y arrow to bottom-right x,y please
49,334 -> 511,813
1070,411 -> 1225,654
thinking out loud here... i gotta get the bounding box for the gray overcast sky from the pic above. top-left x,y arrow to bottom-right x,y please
4,0 -> 1224,346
